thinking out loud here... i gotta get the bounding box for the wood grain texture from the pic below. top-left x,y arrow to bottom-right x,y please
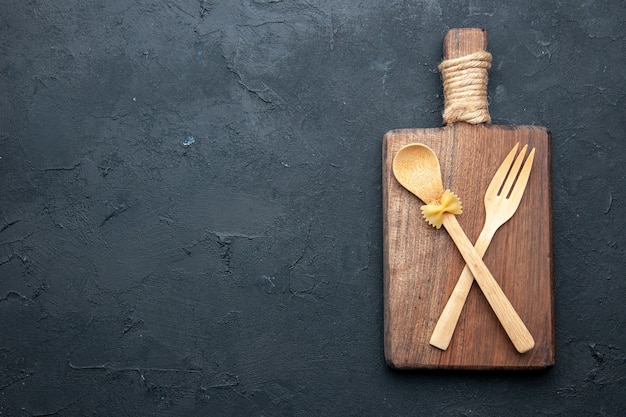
443,27 -> 488,59
382,124 -> 554,369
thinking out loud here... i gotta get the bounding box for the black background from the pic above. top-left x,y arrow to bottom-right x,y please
1,1 -> 624,415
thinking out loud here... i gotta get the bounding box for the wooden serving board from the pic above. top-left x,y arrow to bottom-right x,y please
382,29 -> 554,370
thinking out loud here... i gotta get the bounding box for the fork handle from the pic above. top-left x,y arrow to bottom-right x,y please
430,225 -> 496,350
440,213 -> 535,353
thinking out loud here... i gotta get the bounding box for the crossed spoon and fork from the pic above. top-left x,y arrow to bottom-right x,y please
393,142 -> 536,353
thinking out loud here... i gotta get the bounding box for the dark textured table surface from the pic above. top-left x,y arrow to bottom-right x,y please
1,1 -> 624,415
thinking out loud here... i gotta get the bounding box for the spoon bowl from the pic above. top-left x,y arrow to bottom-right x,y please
392,144 -> 444,204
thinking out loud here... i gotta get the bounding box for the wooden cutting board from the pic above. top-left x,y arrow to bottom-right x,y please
382,29 -> 554,370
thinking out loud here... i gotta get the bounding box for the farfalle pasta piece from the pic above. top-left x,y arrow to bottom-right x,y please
420,189 -> 463,229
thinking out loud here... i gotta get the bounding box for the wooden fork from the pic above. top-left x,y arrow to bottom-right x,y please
430,143 -> 536,351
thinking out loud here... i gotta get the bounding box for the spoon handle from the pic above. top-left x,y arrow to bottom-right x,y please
441,213 -> 535,353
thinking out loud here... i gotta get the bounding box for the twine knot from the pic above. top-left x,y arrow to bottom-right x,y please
438,51 -> 492,125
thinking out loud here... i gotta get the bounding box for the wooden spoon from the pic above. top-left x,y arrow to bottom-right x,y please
392,143 -> 535,354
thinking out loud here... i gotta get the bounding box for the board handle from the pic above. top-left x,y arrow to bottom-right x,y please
443,28 -> 488,59
440,28 -> 491,125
